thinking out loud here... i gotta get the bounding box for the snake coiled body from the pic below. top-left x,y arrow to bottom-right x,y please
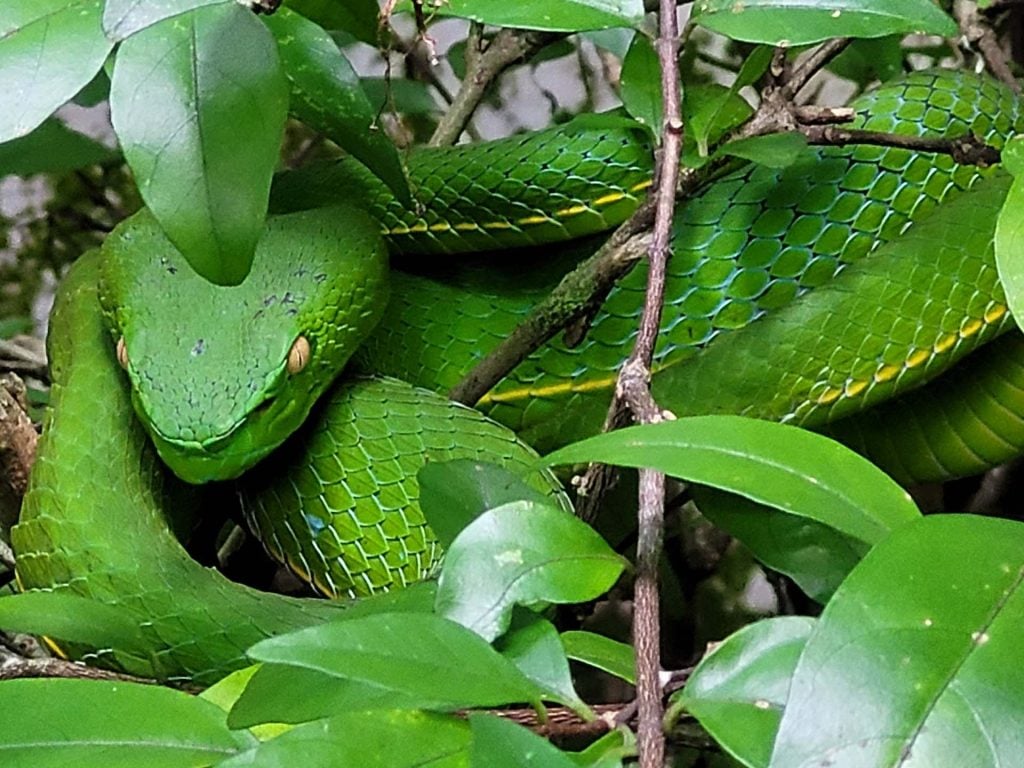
12,68 -> 1024,683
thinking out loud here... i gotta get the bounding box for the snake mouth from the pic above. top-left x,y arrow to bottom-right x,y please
146,426 -> 276,485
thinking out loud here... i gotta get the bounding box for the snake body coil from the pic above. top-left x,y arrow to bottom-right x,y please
12,68 -> 1024,683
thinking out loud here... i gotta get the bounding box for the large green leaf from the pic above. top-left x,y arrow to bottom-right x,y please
560,630 -> 636,685
219,710 -> 471,768
496,611 -> 588,714
0,118 -> 116,176
435,500 -> 627,641
469,713 -> 578,767
419,459 -> 554,550
692,488 -> 866,602
546,416 -> 920,547
286,0 -> 379,43
244,612 -> 544,711
228,664 -> 392,728
263,8 -> 408,202
674,617 -> 815,768
619,34 -> 661,137
0,678 -> 250,767
771,515 -> 1024,767
0,592 -> 150,662
102,0 -> 231,41
110,3 -> 288,285
684,47 -> 768,163
715,133 -> 809,169
0,0 -> 114,142
996,138 -> 1024,331
692,0 -> 956,46
405,0 -> 645,32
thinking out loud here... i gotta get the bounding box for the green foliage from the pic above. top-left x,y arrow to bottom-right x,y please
620,34 -> 663,137
0,0 -> 114,142
0,678 -> 253,766
7,0 -> 1024,765
691,0 -> 957,46
109,3 -> 288,285
434,500 -> 627,641
996,136 -> 1024,330
404,0 -> 646,32
263,8 -> 409,202
672,617 -> 816,767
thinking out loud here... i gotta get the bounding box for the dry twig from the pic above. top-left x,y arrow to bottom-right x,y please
429,26 -> 560,147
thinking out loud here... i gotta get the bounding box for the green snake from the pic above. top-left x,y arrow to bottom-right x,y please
10,68 -> 1024,684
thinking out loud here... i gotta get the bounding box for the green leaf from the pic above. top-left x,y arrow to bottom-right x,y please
0,592 -> 151,662
570,729 -> 633,767
772,515 -> 1024,767
546,416 -> 920,547
996,138 -> 1024,331
684,46 -> 769,162
406,0 -> 645,32
497,611 -> 589,715
469,713 -> 578,768
244,612 -> 544,712
110,3 -> 288,285
285,0 -> 380,43
0,118 -> 116,176
715,132 -> 809,168
419,460 -> 554,550
827,34 -> 904,86
0,678 -> 250,766
560,630 -> 636,685
263,8 -> 409,203
0,0 -> 114,142
620,34 -> 662,136
220,710 -> 471,768
435,500 -> 627,642
102,0 -> 231,41
692,488 -> 865,602
362,77 -> 441,116
673,617 -> 815,768
692,0 -> 956,46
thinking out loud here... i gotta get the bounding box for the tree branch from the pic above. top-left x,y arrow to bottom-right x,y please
957,0 -> 1021,93
448,202 -> 654,405
0,652 -> 158,686
429,27 -> 560,147
801,125 -> 1001,165
783,37 -> 852,99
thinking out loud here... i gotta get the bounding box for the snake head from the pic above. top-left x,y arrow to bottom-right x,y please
98,207 -> 389,484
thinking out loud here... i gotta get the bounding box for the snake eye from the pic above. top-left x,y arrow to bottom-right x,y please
287,335 -> 310,374
116,336 -> 129,370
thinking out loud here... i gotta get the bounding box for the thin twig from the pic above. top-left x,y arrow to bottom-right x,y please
802,126 -> 1001,165
783,38 -> 852,99
429,27 -> 560,147
0,653 -> 158,685
956,1 -> 1021,93
622,4 -> 686,764
448,203 -> 654,405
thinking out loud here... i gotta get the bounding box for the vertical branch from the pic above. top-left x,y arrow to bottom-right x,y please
625,4 -> 684,767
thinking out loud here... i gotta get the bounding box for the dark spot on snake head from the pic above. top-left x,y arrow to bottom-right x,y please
263,295 -> 277,307
314,273 -> 327,284
191,339 -> 206,357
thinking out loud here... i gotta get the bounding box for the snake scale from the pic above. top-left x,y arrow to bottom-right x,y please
10,68 -> 1024,684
